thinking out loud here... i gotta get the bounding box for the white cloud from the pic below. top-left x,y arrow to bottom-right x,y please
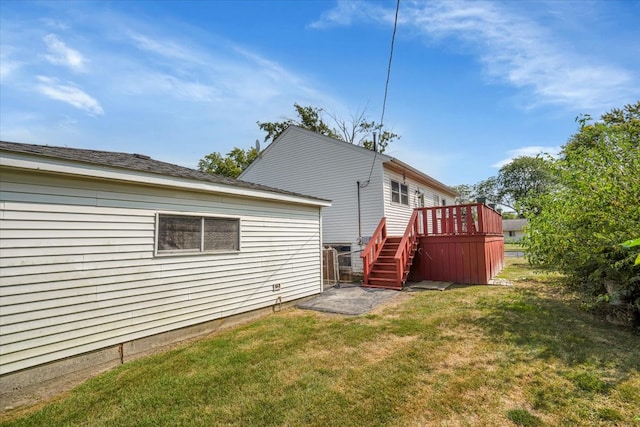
309,1 -> 370,29
492,145 -> 561,168
41,18 -> 70,31
36,76 -> 104,115
43,34 -> 87,72
121,72 -> 220,103
0,57 -> 20,81
312,0 -> 638,111
118,31 -> 335,110
308,0 -> 396,29
129,32 -> 201,64
0,44 -> 21,81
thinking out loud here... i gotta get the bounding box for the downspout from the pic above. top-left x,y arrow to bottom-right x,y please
319,207 -> 324,291
357,180 -> 371,246
358,132 -> 376,246
356,181 -> 362,245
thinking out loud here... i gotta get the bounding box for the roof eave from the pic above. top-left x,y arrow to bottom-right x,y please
0,151 -> 331,208
384,158 -> 459,197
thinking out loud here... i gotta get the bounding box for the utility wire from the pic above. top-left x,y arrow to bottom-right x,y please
366,0 -> 400,185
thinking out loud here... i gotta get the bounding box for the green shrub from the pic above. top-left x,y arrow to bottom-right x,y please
524,102 -> 640,326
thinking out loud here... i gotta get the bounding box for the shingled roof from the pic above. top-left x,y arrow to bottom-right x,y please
502,218 -> 528,231
0,141 -> 329,203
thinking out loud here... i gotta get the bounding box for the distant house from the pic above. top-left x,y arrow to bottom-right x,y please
240,126 -> 458,273
0,140 -> 329,408
503,218 -> 528,242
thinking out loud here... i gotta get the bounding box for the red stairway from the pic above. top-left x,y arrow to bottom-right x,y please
361,204 -> 505,289
363,236 -> 417,289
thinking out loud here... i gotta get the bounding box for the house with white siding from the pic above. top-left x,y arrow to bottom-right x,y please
239,126 -> 458,273
503,218 -> 528,242
0,140 -> 329,408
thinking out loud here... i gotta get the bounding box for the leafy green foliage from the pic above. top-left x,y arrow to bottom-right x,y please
450,184 -> 475,204
524,102 -> 640,324
257,103 -> 398,153
257,103 -> 340,143
197,146 -> 259,178
621,238 -> 640,266
475,156 -> 555,216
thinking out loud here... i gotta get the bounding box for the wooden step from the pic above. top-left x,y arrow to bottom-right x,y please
363,277 -> 402,290
369,270 -> 397,279
372,262 -> 396,270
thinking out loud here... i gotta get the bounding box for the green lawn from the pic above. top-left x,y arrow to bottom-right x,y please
504,242 -> 525,252
2,258 -> 639,426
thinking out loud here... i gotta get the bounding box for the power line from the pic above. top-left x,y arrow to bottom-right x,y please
380,0 -> 400,129
366,0 -> 401,184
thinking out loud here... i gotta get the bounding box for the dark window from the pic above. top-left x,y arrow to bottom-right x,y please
157,214 -> 239,254
391,180 -> 409,205
509,231 -> 515,237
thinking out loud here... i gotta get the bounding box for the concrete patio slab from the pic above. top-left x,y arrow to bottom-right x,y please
296,285 -> 401,315
407,281 -> 453,291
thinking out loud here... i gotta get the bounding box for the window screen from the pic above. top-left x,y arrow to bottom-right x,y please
158,214 -> 239,254
204,218 -> 239,251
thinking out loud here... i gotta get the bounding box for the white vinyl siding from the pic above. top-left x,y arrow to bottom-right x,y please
0,168 -> 322,375
240,126 -> 386,271
382,168 -> 454,236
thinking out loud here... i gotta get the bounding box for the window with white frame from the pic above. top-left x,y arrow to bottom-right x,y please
391,180 -> 409,205
156,214 -> 239,254
433,194 -> 440,206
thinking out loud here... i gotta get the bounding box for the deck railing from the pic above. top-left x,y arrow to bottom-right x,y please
419,203 -> 502,236
361,217 -> 387,281
394,208 -> 420,286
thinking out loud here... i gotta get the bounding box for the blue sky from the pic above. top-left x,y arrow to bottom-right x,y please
1,0 -> 639,186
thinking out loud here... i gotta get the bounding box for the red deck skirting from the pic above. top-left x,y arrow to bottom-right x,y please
411,234 -> 504,285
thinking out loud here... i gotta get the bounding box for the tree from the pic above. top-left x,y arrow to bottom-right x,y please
328,109 -> 398,153
450,184 -> 475,205
198,146 -> 259,179
475,155 -> 555,216
257,104 -> 340,144
524,102 -> 640,325
257,103 -> 398,153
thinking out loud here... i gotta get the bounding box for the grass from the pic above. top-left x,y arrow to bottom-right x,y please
504,242 -> 525,252
2,257 -> 639,426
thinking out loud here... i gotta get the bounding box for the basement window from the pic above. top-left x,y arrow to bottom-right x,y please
391,180 -> 409,205
156,214 -> 240,254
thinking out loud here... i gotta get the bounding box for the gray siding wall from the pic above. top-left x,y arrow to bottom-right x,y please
0,169 -> 322,375
241,127 -> 386,270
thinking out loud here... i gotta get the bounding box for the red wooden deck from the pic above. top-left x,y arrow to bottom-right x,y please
362,203 -> 504,289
